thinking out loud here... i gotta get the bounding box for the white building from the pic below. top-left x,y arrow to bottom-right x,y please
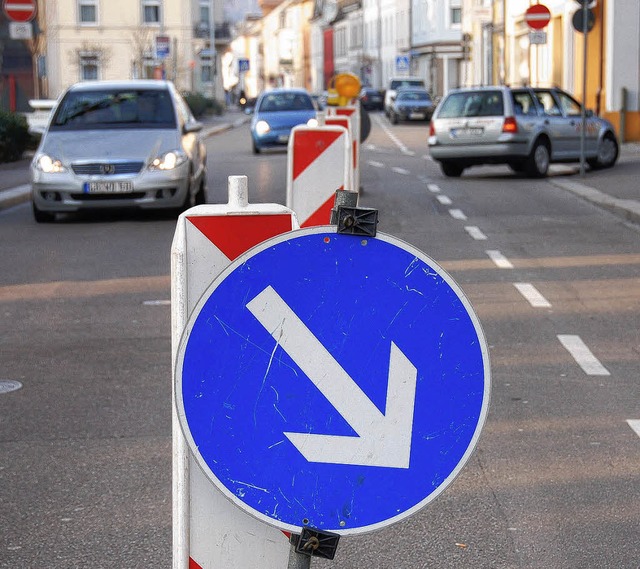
411,0 -> 463,97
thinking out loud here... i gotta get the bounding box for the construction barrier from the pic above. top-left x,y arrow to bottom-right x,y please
286,123 -> 353,227
171,176 -> 298,569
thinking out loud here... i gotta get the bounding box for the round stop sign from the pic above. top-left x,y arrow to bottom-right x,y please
3,0 -> 37,22
525,4 -> 551,30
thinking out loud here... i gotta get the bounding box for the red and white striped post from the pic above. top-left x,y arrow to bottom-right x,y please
327,104 -> 360,193
286,123 -> 353,227
171,176 -> 298,569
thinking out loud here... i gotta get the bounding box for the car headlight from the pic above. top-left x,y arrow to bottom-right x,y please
255,120 -> 270,136
149,149 -> 188,171
35,153 -> 66,173
307,118 -> 319,127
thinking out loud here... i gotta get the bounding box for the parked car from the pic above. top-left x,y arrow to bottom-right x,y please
388,88 -> 434,124
360,87 -> 384,111
250,88 -> 318,154
30,79 -> 207,222
384,76 -> 426,116
428,86 -> 619,178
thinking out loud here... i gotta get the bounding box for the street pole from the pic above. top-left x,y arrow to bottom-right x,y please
579,1 -> 588,177
209,0 -> 217,99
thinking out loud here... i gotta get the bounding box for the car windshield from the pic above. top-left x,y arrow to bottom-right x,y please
390,80 -> 424,90
438,91 -> 504,118
51,89 -> 177,130
398,91 -> 431,102
259,92 -> 314,112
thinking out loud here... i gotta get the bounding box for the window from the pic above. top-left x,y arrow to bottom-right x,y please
451,7 -> 462,25
142,0 -> 161,25
535,91 -> 562,117
78,0 -> 97,24
80,53 -> 99,80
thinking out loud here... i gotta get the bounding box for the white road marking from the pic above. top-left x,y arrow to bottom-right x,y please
486,250 -> 514,269
464,226 -> 487,240
513,283 -> 551,307
437,195 -> 452,205
427,183 -> 441,193
627,420 -> 640,438
401,149 -> 416,156
557,335 -> 610,376
374,115 -> 411,154
449,209 -> 467,220
368,160 -> 384,168
392,167 -> 410,175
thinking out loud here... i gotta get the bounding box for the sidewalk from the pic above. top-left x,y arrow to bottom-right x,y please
0,107 -> 250,209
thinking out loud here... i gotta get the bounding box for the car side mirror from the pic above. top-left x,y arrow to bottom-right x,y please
183,121 -> 203,134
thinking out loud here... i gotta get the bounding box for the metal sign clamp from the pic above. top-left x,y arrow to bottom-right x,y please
292,528 -> 341,560
336,205 -> 378,237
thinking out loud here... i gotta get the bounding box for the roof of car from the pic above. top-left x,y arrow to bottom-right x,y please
67,79 -> 173,92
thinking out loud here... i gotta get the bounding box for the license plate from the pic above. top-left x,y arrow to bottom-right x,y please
410,112 -> 425,120
83,181 -> 134,194
277,135 -> 289,143
450,127 -> 484,137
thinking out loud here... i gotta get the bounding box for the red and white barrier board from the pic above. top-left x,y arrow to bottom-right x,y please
171,176 -> 298,569
286,124 -> 352,227
327,104 -> 360,192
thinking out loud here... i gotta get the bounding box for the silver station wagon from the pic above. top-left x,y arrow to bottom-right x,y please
31,80 -> 207,222
428,86 -> 619,178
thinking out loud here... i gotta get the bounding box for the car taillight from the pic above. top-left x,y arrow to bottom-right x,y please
502,116 -> 518,133
429,121 -> 435,136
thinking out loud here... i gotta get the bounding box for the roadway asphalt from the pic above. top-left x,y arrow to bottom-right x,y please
1,110 -> 639,226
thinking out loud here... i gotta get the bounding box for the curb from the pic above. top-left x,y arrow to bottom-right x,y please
549,178 -> 640,225
0,117 -> 248,213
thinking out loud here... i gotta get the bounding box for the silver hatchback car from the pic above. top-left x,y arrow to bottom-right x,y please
31,80 -> 207,222
428,86 -> 619,178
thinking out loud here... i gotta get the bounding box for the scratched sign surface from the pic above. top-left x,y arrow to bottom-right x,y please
175,227 -> 490,535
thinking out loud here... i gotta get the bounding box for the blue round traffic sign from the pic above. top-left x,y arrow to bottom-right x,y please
175,227 -> 490,535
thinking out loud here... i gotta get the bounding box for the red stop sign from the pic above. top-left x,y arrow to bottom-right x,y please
3,0 -> 37,22
525,4 -> 551,30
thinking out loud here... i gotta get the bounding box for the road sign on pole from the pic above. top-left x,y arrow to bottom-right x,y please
175,227 -> 491,535
524,4 -> 551,30
3,0 -> 36,22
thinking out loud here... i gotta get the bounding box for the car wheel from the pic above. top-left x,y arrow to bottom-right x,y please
32,202 -> 56,223
440,161 -> 464,178
252,140 -> 261,154
525,139 -> 550,178
587,133 -> 618,169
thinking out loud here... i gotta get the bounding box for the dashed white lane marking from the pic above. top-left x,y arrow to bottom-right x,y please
557,335 -> 610,376
402,149 -> 416,156
464,226 -> 487,240
627,420 -> 640,438
368,160 -> 384,168
513,283 -> 551,307
486,250 -> 514,269
143,299 -> 171,306
427,183 -> 441,193
392,167 -> 410,175
437,195 -> 452,205
374,115 -> 411,154
449,209 -> 468,220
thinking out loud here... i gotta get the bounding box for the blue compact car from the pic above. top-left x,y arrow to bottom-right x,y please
250,89 -> 317,154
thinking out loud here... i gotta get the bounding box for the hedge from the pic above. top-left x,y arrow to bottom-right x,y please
0,110 -> 31,163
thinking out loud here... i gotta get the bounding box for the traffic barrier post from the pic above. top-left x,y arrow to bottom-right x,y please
171,176 -> 299,569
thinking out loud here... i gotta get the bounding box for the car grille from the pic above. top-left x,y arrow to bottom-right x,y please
71,162 -> 144,175
70,192 -> 147,201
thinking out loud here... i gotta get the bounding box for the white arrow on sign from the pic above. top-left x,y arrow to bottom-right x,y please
247,285 -> 417,468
